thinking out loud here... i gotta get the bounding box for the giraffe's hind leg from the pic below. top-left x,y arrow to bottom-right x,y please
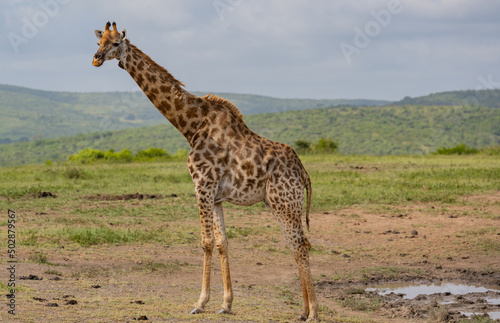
266,179 -> 318,321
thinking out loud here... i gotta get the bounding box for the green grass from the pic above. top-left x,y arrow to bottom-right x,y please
337,294 -> 383,312
24,226 -> 198,247
0,154 -> 499,249
456,227 -> 499,237
455,227 -> 500,255
456,317 -> 498,323
302,154 -> 500,210
64,227 -> 146,246
44,269 -> 63,276
0,153 -> 498,322
137,260 -> 190,274
28,252 -> 50,264
360,266 -> 423,280
477,238 -> 500,255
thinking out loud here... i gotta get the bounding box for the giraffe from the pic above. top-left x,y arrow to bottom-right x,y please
92,22 -> 318,321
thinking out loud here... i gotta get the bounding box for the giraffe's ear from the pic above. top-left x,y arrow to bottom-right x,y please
95,30 -> 103,40
120,29 -> 127,41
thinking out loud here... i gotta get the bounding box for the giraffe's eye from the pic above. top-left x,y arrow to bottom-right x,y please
113,42 -> 120,47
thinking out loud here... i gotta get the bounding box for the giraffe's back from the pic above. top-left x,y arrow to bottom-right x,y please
187,104 -> 309,207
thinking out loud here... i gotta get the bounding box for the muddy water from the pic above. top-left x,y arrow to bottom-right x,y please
366,282 -> 500,320
367,283 -> 497,299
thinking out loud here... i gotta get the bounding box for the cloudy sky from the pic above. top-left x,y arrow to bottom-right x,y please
1,0 -> 500,100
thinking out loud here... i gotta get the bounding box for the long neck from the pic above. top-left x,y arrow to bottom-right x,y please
119,40 -> 202,142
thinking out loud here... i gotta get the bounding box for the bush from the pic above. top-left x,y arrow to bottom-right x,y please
104,149 -> 133,162
68,148 -> 133,164
67,148 -> 105,164
313,138 -> 338,154
433,143 -> 478,155
134,147 -> 170,162
67,147 -> 189,164
294,140 -> 312,154
294,138 -> 338,154
171,148 -> 189,160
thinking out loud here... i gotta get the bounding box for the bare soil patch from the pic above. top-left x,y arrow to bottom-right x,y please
2,193 -> 499,322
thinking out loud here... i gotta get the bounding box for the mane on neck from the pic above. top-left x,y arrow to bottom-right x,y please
204,94 -> 244,122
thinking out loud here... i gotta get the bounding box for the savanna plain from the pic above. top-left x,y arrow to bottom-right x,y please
1,154 -> 499,322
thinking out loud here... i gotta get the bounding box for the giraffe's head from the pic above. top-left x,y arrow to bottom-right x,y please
93,22 -> 126,67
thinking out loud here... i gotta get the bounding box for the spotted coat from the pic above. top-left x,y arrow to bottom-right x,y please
93,22 -> 318,321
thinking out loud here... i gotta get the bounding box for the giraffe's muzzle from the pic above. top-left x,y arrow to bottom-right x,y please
93,53 -> 104,66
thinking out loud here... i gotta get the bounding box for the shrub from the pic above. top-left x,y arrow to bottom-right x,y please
293,138 -> 338,154
294,140 -> 312,154
67,147 -> 191,164
68,148 -> 133,164
433,143 -> 478,155
104,149 -> 133,162
313,138 -> 338,154
172,148 -> 189,160
134,147 -> 170,162
67,148 -> 105,164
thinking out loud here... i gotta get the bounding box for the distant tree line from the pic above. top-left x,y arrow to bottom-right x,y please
293,137 -> 338,154
65,147 -> 189,164
0,137 -> 29,144
60,142 -> 500,166
62,139 -> 341,165
432,143 -> 500,155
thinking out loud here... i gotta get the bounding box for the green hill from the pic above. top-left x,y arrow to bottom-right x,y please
392,89 -> 500,108
0,84 -> 388,144
1,105 -> 499,166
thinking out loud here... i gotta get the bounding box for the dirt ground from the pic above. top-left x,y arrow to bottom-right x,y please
2,192 -> 499,322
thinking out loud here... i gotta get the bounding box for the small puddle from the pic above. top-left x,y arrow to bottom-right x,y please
487,297 -> 500,305
366,283 -> 495,299
366,282 -> 500,320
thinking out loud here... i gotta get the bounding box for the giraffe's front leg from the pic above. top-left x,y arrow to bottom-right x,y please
213,203 -> 233,314
190,198 -> 215,314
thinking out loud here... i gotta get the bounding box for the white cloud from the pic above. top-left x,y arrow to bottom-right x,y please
0,0 -> 499,100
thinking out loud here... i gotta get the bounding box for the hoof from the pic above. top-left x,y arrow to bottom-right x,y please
298,312 -> 319,322
189,307 -> 203,314
216,308 -> 231,315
